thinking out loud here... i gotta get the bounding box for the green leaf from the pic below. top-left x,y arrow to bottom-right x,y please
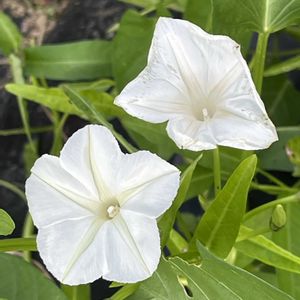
258,126 -> 300,171
273,203 -> 300,298
191,155 -> 257,258
61,284 -> 90,300
210,0 -> 300,34
0,12 -> 22,56
236,225 -> 300,274
184,0 -> 213,31
0,253 -> 67,300
5,84 -> 122,118
129,243 -> 293,299
24,41 -> 112,80
265,55 -> 300,76
0,209 -> 15,236
112,10 -> 156,91
121,116 -> 177,159
159,155 -> 201,247
262,76 -> 300,126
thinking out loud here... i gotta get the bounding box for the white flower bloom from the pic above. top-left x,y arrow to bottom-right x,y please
115,17 -> 278,151
25,125 -> 180,285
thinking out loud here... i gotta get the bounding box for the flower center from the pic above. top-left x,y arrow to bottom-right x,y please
202,108 -> 210,121
106,204 -> 120,219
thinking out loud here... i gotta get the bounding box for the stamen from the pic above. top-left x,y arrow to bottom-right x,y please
202,108 -> 209,121
107,205 -> 120,219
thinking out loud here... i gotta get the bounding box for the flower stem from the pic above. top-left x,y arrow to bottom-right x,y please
0,238 -> 37,252
22,213 -> 34,262
243,193 -> 300,221
251,182 -> 298,195
9,54 -> 37,155
252,32 -> 270,94
256,168 -> 287,187
213,147 -> 221,196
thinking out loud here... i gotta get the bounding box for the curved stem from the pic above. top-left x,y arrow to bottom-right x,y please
213,147 -> 221,196
251,182 -> 298,195
0,238 -> 36,252
243,193 -> 300,221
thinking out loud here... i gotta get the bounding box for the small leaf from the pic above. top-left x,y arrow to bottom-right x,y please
0,12 -> 22,56
0,253 -> 67,300
191,155 -> 257,258
236,225 -> 300,275
5,84 -> 121,119
159,155 -> 201,247
24,41 -> 112,80
0,209 -> 15,236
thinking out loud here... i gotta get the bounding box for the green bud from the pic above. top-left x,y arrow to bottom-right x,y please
270,204 -> 287,231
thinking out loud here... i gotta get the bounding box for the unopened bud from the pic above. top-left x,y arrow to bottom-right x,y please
270,204 -> 287,231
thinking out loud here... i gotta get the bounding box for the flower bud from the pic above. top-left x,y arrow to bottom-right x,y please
270,204 -> 287,231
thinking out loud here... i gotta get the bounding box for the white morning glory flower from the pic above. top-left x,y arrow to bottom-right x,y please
115,17 -> 278,151
25,125 -> 180,285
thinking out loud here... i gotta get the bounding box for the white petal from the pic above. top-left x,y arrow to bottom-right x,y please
166,116 -> 217,151
60,125 -> 122,202
26,155 -> 101,228
102,210 -> 161,283
210,111 -> 278,150
37,216 -> 108,285
116,151 -> 180,218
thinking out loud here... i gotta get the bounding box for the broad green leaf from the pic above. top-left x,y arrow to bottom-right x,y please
5,84 -> 122,118
112,10 -> 156,91
258,126 -> 300,171
0,12 -> 22,56
0,253 -> 67,300
159,155 -> 201,247
129,243 -> 293,300
184,0 -> 214,31
262,76 -> 300,126
61,284 -> 90,300
273,203 -> 300,298
0,209 -> 15,236
121,116 -> 177,159
265,55 -> 300,76
24,41 -> 112,80
210,0 -> 300,34
191,155 -> 257,258
184,0 -> 251,51
236,225 -> 300,274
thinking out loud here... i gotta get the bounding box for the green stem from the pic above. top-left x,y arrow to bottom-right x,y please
243,193 -> 300,221
256,168 -> 287,187
251,182 -> 298,195
0,179 -> 26,201
213,147 -> 221,196
22,213 -> 34,262
0,238 -> 36,252
0,125 -> 53,136
50,113 -> 68,155
61,284 -> 91,300
252,32 -> 269,94
9,54 -> 37,155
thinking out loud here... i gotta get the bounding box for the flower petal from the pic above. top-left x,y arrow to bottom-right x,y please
210,111 -> 278,150
26,155 -> 101,228
166,116 -> 217,151
102,210 -> 160,283
37,216 -> 108,285
116,151 -> 180,218
60,125 -> 122,202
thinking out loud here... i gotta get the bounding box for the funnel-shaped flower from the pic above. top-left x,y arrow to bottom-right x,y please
115,18 -> 278,151
25,125 -> 180,285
